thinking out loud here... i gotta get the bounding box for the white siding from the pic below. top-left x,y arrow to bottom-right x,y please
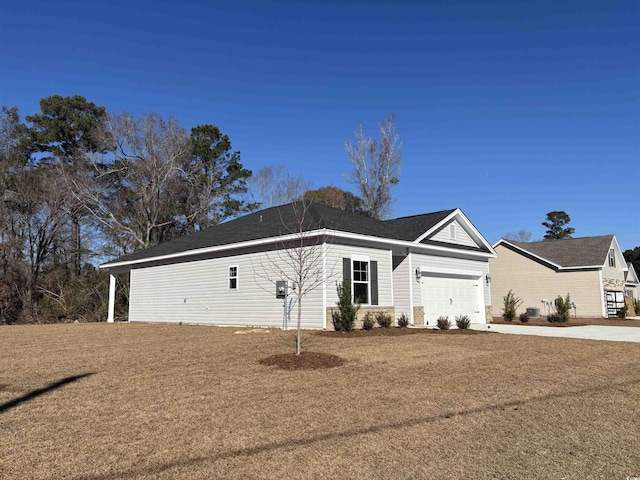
325,243 -> 393,309
411,252 -> 491,307
429,220 -> 477,248
129,245 -> 324,328
392,255 -> 412,321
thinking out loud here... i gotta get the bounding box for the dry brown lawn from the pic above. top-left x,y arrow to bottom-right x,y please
1,323 -> 639,480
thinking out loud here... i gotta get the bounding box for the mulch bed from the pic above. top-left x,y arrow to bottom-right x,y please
316,327 -> 486,337
491,317 -> 640,328
259,351 -> 347,370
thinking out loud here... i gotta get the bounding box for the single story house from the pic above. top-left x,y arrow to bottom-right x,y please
100,202 -> 496,329
490,235 -> 630,318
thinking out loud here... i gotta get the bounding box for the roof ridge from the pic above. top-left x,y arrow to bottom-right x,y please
387,208 -> 456,222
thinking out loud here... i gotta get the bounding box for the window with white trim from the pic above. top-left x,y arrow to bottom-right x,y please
609,249 -> 615,267
352,260 -> 369,304
229,266 -> 238,289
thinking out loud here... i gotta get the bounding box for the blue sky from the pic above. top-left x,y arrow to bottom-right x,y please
2,0 -> 639,249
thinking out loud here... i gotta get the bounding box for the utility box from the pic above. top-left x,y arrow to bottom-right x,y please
276,281 -> 287,299
526,307 -> 540,318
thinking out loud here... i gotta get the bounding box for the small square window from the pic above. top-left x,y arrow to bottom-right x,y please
229,266 -> 238,289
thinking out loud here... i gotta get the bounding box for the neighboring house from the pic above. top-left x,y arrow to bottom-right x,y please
490,235 -> 630,318
100,202 -> 496,329
625,262 -> 639,301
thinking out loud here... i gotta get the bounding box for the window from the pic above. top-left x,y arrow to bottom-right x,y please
352,260 -> 369,304
609,249 -> 615,268
228,266 -> 238,289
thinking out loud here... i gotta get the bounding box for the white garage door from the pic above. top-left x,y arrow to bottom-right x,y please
421,275 -> 482,326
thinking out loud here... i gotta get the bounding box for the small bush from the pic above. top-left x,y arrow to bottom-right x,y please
375,311 -> 392,328
550,293 -> 571,323
502,289 -> 523,322
455,314 -> 470,329
332,282 -> 359,331
547,313 -> 565,323
436,316 -> 450,330
633,298 -> 640,314
362,312 -> 375,331
397,313 -> 410,328
519,312 -> 529,323
617,305 -> 628,318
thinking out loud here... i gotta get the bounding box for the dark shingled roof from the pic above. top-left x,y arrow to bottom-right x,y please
102,202 -> 459,266
383,209 -> 455,241
505,235 -> 615,268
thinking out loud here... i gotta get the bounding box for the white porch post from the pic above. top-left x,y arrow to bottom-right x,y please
107,273 -> 116,323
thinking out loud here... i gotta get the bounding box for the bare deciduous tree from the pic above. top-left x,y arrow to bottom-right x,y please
247,164 -> 311,208
504,230 -> 532,242
74,113 -> 253,255
253,201 -> 334,355
345,113 -> 401,220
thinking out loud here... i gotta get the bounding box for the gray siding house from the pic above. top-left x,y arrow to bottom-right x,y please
101,202 -> 496,329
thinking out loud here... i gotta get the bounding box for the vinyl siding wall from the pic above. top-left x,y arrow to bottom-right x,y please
128,244 -> 324,328
429,220 -> 476,248
325,242 -> 393,309
490,245 -> 604,317
392,255 -> 412,321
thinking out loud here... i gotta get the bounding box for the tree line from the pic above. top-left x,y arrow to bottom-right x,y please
0,97 -> 402,324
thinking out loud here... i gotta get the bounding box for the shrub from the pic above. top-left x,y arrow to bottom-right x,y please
547,313 -> 564,323
634,298 -> 640,315
362,312 -> 375,331
436,316 -> 450,330
519,312 -> 529,323
455,314 -> 470,330
553,293 -> 571,322
502,289 -> 523,322
617,305 -> 628,319
332,282 -> 359,331
375,311 -> 392,328
397,313 -> 410,328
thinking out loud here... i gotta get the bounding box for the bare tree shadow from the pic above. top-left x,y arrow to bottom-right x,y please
77,377 -> 639,480
0,373 -> 95,414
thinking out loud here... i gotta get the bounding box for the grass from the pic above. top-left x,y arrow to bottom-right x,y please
1,323 -> 639,479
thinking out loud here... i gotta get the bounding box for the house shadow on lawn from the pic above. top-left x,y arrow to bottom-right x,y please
0,373 -> 95,414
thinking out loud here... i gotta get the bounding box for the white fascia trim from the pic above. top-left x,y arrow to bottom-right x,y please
418,265 -> 483,278
329,230 -> 496,259
495,239 -> 608,272
416,209 -> 459,243
495,239 -> 563,270
100,227 -> 495,270
415,209 -> 496,254
99,231 -> 325,269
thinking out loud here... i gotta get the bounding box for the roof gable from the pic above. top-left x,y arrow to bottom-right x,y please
626,263 -> 639,285
494,235 -> 616,269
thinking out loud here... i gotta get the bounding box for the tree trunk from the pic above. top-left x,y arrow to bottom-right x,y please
71,215 -> 81,276
296,297 -> 302,355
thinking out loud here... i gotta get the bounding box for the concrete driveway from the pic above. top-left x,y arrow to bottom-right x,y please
471,323 -> 640,343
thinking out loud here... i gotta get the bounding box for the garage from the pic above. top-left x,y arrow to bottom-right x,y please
421,272 -> 483,326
